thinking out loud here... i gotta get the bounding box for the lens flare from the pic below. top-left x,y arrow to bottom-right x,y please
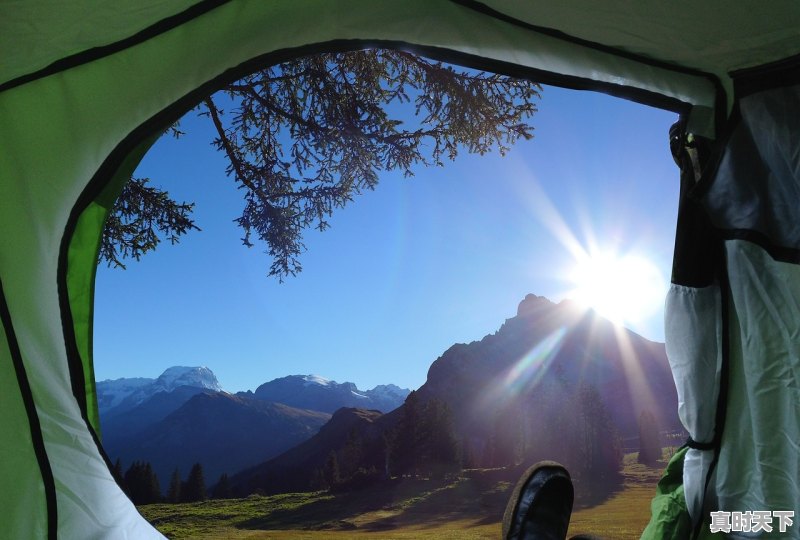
568,250 -> 665,325
481,327 -> 568,411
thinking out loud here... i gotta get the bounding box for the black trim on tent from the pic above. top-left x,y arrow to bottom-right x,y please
685,437 -> 715,451
428,45 -> 692,113
0,279 -> 58,540
57,244 -> 90,420
718,229 -> 800,265
3,1 -> 718,116
0,0 -> 231,94
452,0 -> 721,80
451,0 -> 729,132
732,52 -> 800,98
670,118 -> 720,288
57,38 -> 697,479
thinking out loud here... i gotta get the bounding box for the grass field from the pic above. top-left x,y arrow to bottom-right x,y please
140,453 -> 668,539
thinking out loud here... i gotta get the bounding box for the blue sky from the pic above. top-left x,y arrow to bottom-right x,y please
93,82 -> 679,393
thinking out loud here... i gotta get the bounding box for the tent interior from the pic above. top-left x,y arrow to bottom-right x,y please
2,2 -> 799,538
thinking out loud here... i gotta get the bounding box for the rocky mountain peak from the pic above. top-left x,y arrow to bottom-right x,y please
153,366 -> 222,393
516,293 -> 555,317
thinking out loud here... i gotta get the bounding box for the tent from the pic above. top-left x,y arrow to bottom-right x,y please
1,2 -> 798,538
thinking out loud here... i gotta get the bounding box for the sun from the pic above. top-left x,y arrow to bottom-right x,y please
568,250 -> 666,325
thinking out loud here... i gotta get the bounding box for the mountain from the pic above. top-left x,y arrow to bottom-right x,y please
98,367 -> 407,486
250,375 -> 409,413
97,366 -> 222,418
416,294 -> 679,445
230,407 -> 388,496
104,391 -> 331,485
230,294 -> 680,495
101,385 -> 212,443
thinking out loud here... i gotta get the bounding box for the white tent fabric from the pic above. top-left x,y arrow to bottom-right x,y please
665,283 -> 722,523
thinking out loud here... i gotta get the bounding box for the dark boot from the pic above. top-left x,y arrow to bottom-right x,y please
502,461 -> 574,540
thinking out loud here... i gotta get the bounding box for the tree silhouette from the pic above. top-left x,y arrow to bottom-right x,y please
574,385 -> 622,488
419,398 -> 459,478
101,49 -> 541,279
390,390 -> 422,477
124,461 -> 161,505
338,428 -> 364,480
388,393 -> 460,478
166,468 -> 181,503
322,450 -> 340,489
212,473 -> 232,499
182,463 -> 207,502
111,458 -> 126,492
637,409 -> 661,465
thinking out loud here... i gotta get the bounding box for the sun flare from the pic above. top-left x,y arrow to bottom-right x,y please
568,251 -> 666,325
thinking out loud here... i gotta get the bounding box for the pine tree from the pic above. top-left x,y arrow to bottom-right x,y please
420,399 -> 459,478
339,428 -> 364,481
143,462 -> 161,504
182,463 -> 207,502
111,458 -> 126,492
322,451 -> 340,489
574,385 -> 622,489
167,468 -> 181,503
212,473 -> 232,499
123,461 -> 161,505
637,410 -> 661,465
390,390 -> 422,477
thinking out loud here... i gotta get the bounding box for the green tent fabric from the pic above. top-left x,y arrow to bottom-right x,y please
2,2 -> 799,538
641,447 -> 693,539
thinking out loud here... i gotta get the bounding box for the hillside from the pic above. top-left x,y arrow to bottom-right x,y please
99,368 -> 408,484
228,294 -> 679,496
107,392 -> 331,484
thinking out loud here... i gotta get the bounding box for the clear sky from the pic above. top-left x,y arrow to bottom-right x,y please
93,80 -> 679,393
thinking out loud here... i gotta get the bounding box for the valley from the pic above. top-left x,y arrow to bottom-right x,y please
138,452 -> 669,539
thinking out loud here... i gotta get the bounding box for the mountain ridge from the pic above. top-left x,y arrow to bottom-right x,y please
98,368 -> 410,485
227,293 -> 680,496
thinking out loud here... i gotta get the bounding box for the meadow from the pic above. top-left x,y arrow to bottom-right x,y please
140,453 -> 666,539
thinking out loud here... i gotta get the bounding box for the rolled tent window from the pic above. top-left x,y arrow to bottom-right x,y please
664,283 -> 723,523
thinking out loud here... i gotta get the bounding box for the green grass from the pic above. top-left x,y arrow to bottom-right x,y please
140,452 -> 674,539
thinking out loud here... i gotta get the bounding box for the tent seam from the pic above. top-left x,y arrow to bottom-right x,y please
732,52 -> 800,97
718,230 -> 800,265
57,241 -> 90,422
449,0 -> 727,90
0,0 -> 232,94
0,277 -> 58,540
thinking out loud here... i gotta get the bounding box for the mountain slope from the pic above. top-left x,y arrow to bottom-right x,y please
416,294 -> 678,443
105,392 -> 330,485
230,294 -> 680,495
252,375 -> 408,413
229,407 -> 387,495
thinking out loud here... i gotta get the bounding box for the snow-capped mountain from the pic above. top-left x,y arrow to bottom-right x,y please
97,366 -> 408,482
95,377 -> 152,412
250,374 -> 410,413
96,366 -> 222,417
152,366 -> 222,393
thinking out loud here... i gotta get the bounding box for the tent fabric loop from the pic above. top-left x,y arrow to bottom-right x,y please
684,437 -> 715,452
